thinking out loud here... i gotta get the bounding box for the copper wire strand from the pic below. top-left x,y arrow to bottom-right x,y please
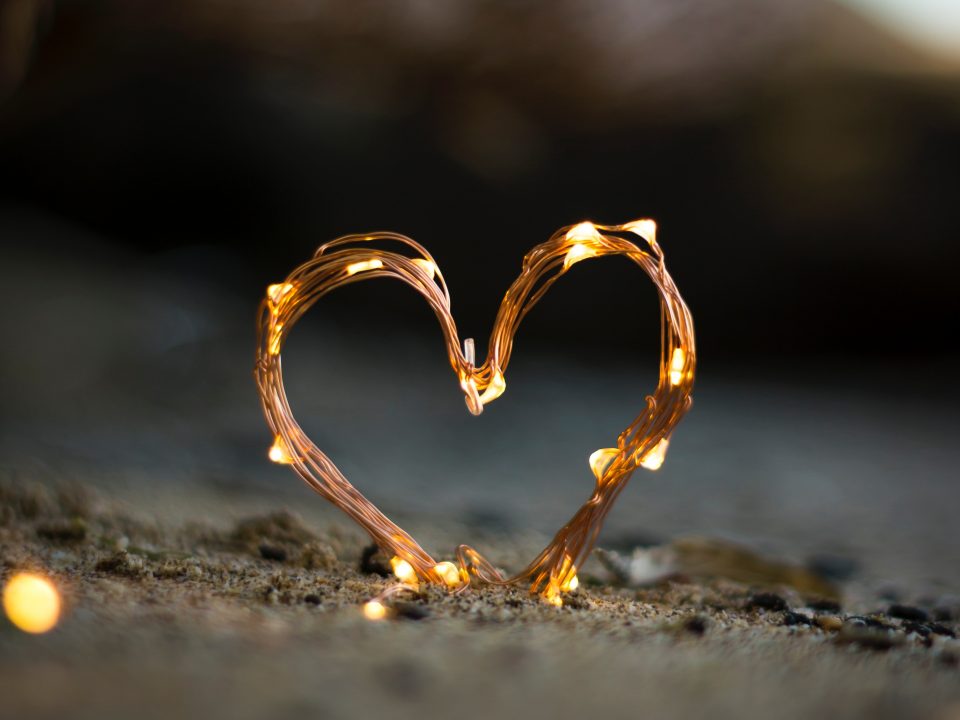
254,220 -> 695,604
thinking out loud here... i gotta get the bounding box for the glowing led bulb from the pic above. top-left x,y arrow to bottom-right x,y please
563,243 -> 597,270
390,557 -> 417,585
363,600 -> 388,621
545,587 -> 564,607
346,259 -> 384,276
640,438 -> 669,470
3,573 -> 61,634
434,561 -> 462,587
268,435 -> 294,464
588,448 -> 620,482
411,258 -> 437,279
562,574 -> 579,591
565,221 -> 601,243
268,321 -> 284,356
669,348 -> 686,386
267,282 -> 294,306
479,368 -> 506,405
623,218 -> 657,244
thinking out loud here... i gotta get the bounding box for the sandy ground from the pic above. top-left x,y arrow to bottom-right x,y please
2,479 -> 959,720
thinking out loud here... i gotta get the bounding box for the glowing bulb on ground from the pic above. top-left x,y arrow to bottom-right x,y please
268,436 -> 294,464
346,259 -> 384,276
391,557 -> 417,585
623,218 -> 657,245
640,438 -> 670,470
363,600 -> 388,621
411,258 -> 437,279
434,561 -> 462,587
562,574 -> 579,591
588,448 -> 619,482
267,283 -> 295,307
478,368 -> 506,405
669,348 -> 686,386
3,573 -> 61,634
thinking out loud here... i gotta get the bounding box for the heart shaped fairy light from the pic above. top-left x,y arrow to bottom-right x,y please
255,219 -> 695,607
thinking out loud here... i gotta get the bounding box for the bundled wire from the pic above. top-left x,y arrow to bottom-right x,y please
255,219 -> 695,607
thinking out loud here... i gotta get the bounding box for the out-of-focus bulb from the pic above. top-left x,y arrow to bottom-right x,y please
267,282 -> 294,306
411,258 -> 437,279
588,448 -> 619,482
268,436 -> 294,464
669,348 -> 686,386
623,218 -> 657,244
562,574 -> 579,591
479,368 -> 506,405
434,561 -> 462,587
346,259 -> 384,276
3,573 -> 61,634
363,600 -> 388,621
391,557 -> 417,585
640,438 -> 669,470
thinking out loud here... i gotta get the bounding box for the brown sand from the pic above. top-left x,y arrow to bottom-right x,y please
1,480 -> 958,720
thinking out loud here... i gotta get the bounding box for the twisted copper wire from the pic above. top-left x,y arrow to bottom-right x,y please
255,220 -> 695,603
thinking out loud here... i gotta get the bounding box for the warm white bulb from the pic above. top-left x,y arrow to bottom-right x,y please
391,557 -> 417,585
479,368 -> 507,405
640,438 -> 669,470
623,218 -> 657,244
411,258 -> 437,279
563,243 -> 597,270
363,600 -> 387,621
434,561 -> 462,587
268,436 -> 293,464
346,259 -> 384,276
588,448 -> 619,481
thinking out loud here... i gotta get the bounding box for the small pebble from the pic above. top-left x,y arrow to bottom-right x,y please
259,543 -> 287,562
683,615 -> 708,636
815,615 -> 844,632
303,594 -> 321,605
783,611 -> 813,626
887,604 -> 929,622
847,615 -> 895,631
746,592 -> 788,612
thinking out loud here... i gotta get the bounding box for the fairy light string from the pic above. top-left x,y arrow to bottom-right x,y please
255,219 -> 695,607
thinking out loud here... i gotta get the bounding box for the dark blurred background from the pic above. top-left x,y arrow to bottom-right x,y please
1,0 -> 958,595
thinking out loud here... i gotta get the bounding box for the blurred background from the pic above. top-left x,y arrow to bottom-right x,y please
1,0 -> 958,597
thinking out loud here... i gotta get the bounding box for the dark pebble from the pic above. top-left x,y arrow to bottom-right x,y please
360,544 -> 391,577
940,650 -> 959,667
303,594 -> 321,605
683,615 -> 709,635
887,604 -> 928,622
928,622 -> 956,638
393,602 -> 430,621
783,611 -> 813,626
902,621 -> 931,637
746,592 -> 788,612
905,621 -> 958,640
806,598 -> 842,613
258,543 -> 287,562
